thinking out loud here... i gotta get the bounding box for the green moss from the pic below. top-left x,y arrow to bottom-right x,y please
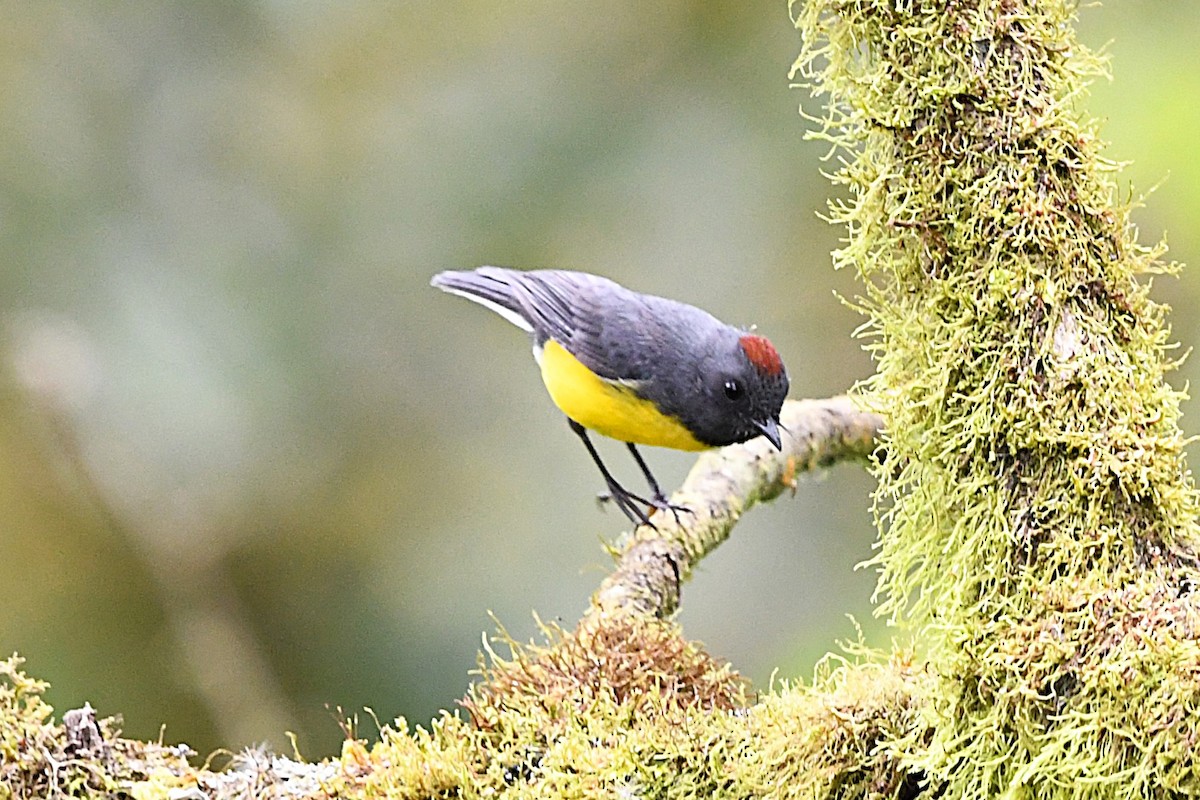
0,654 -> 199,799
793,0 -> 1200,796
736,649 -> 933,799
331,617 -> 746,798
0,655 -> 56,798
329,618 -> 927,799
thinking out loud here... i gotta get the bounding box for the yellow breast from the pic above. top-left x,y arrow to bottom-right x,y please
538,339 -> 709,451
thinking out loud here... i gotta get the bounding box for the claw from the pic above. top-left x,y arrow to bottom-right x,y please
570,420 -> 691,529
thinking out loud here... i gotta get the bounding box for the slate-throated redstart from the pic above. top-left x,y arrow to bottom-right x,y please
431,267 -> 789,526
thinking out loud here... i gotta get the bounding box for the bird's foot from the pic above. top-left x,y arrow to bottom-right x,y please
595,487 -> 655,529
647,492 -> 694,526
596,487 -> 692,529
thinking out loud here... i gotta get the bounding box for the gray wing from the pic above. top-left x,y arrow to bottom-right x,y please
500,269 -> 722,384
436,267 -> 719,383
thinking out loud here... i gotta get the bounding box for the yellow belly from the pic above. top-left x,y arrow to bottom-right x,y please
538,339 -> 709,451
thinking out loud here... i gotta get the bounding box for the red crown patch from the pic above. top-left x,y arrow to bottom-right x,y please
739,334 -> 784,376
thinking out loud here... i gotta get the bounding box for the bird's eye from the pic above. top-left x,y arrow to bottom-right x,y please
723,379 -> 744,401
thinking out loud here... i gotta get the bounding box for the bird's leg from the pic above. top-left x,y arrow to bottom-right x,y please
568,420 -> 655,528
626,442 -> 693,525
626,442 -> 668,502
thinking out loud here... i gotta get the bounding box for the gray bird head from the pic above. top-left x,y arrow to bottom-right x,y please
680,333 -> 789,449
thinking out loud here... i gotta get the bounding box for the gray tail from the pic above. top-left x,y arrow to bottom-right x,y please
430,267 -> 533,332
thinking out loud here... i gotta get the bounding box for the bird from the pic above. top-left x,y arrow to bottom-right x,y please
431,267 -> 789,527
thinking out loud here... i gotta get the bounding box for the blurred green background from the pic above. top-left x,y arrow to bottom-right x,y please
3,2 -> 1198,759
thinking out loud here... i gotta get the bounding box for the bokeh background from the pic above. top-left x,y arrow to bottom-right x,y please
3,2 -> 1198,759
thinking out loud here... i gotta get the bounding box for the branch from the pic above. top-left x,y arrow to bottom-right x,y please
589,395 -> 881,619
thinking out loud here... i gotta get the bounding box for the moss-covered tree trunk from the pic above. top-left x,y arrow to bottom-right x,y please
795,0 -> 1200,796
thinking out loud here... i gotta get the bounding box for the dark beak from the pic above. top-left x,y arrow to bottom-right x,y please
754,417 -> 783,450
